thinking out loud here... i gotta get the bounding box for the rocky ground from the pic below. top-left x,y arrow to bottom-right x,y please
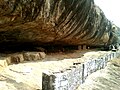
0,49 -> 93,90
0,49 -> 120,90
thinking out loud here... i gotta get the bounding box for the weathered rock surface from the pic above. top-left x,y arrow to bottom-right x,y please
0,0 -> 120,47
0,52 -> 46,65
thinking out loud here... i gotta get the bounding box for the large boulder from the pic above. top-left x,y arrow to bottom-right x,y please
0,0 -> 120,47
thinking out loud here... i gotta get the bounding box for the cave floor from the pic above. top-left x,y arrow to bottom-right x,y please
0,48 -> 117,90
0,49 -> 98,90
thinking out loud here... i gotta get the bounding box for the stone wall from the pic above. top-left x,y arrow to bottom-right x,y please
42,50 -> 120,90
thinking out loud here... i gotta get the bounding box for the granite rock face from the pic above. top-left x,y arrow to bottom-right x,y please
0,0 -> 120,47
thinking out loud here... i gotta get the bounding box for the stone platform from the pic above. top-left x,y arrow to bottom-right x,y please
42,50 -> 120,90
0,50 -> 120,90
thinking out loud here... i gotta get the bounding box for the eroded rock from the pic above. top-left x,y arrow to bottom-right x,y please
0,0 -> 120,47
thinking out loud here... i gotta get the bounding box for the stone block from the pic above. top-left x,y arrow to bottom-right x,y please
39,52 -> 46,59
3,57 -> 11,65
42,73 -> 56,90
112,52 -> 117,58
110,53 -> 114,60
83,45 -> 87,50
82,59 -> 96,82
95,58 -> 103,70
23,52 -> 41,61
0,57 -> 9,72
89,59 -> 96,73
78,45 -> 82,50
42,64 -> 83,90
98,57 -> 106,69
82,56 -> 107,83
102,57 -> 107,68
116,51 -> 120,57
107,54 -> 111,61
10,54 -> 24,64
82,61 -> 89,80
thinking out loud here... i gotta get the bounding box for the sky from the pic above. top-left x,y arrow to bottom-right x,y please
94,0 -> 120,27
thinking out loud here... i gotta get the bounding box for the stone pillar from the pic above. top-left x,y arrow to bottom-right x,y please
78,45 -> 83,50
83,45 -> 87,50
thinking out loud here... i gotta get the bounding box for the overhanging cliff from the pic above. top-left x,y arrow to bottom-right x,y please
0,0 -> 120,47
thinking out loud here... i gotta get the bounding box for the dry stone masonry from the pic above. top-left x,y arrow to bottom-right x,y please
42,50 -> 120,90
0,50 -> 120,90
